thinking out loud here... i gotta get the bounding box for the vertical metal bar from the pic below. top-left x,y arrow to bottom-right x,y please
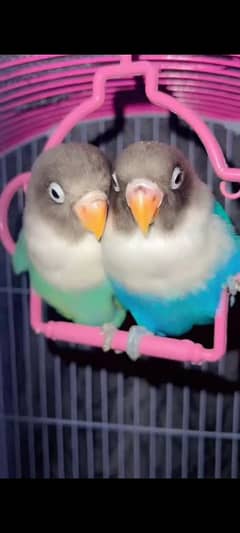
206,123 -> 214,190
214,357 -> 225,478
181,378 -> 190,478
116,127 -> 124,156
70,362 -> 79,478
17,146 -> 36,478
0,346 -> 8,478
1,156 -> 21,478
197,374 -> 207,478
38,335 -> 50,478
98,120 -> 106,153
85,366 -> 94,478
149,386 -> 156,479
133,378 -> 140,478
152,116 -> 159,141
117,373 -> 125,478
231,392 -> 239,478
54,357 -> 64,478
80,124 -> 88,143
225,129 -> 233,215
134,117 -> 141,142
165,383 -> 173,478
100,369 -> 110,478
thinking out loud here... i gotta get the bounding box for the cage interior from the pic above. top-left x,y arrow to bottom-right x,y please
1,55 -> 240,478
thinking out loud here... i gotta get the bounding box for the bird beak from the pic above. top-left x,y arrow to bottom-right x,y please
73,191 -> 108,240
126,180 -> 163,235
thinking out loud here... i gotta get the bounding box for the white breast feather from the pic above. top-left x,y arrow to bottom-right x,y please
24,213 -> 105,290
102,200 -> 235,298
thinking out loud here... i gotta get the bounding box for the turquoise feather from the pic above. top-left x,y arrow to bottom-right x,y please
109,202 -> 240,337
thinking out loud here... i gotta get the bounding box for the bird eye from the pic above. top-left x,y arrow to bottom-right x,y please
112,172 -> 120,192
48,182 -> 65,204
171,167 -> 184,190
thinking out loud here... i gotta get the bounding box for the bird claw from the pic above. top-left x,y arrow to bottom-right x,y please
126,326 -> 151,361
101,323 -> 123,354
102,323 -> 151,360
226,276 -> 240,307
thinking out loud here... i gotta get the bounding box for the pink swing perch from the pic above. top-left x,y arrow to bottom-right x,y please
1,54 -> 240,364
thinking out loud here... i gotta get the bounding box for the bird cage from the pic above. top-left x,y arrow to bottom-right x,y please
1,54 -> 240,478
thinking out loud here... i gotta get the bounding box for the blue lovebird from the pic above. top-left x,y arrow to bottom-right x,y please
102,141 -> 240,360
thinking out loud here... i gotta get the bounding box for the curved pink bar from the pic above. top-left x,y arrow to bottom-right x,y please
0,55 -> 65,71
0,55 -> 119,82
41,56 -> 240,197
0,173 -> 30,254
3,54 -> 240,155
2,54 -> 240,155
29,289 -> 229,363
141,54 -> 240,67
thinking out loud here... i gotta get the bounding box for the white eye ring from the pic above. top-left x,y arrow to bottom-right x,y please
48,182 -> 65,204
171,166 -> 184,190
112,172 -> 120,192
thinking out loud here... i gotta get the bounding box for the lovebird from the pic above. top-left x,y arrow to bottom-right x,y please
102,141 -> 240,360
13,143 -> 126,348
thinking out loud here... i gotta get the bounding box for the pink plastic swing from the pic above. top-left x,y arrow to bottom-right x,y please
1,54 -> 240,364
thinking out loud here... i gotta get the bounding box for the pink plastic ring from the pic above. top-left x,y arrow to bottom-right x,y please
220,180 -> 240,200
0,172 -> 30,255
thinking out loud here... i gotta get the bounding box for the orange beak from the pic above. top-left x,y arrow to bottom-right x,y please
73,192 -> 108,240
126,182 -> 163,235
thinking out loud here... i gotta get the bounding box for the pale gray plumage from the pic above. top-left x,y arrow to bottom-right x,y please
23,142 -> 111,291
25,142 -> 111,243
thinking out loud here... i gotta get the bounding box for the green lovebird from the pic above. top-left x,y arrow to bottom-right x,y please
13,142 -> 126,350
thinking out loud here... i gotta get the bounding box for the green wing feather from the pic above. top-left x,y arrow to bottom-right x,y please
12,231 -> 126,327
12,230 -> 29,274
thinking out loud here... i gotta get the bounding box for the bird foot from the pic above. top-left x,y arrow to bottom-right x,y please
102,323 -> 151,360
126,326 -> 151,361
101,323 -> 123,354
226,276 -> 240,307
